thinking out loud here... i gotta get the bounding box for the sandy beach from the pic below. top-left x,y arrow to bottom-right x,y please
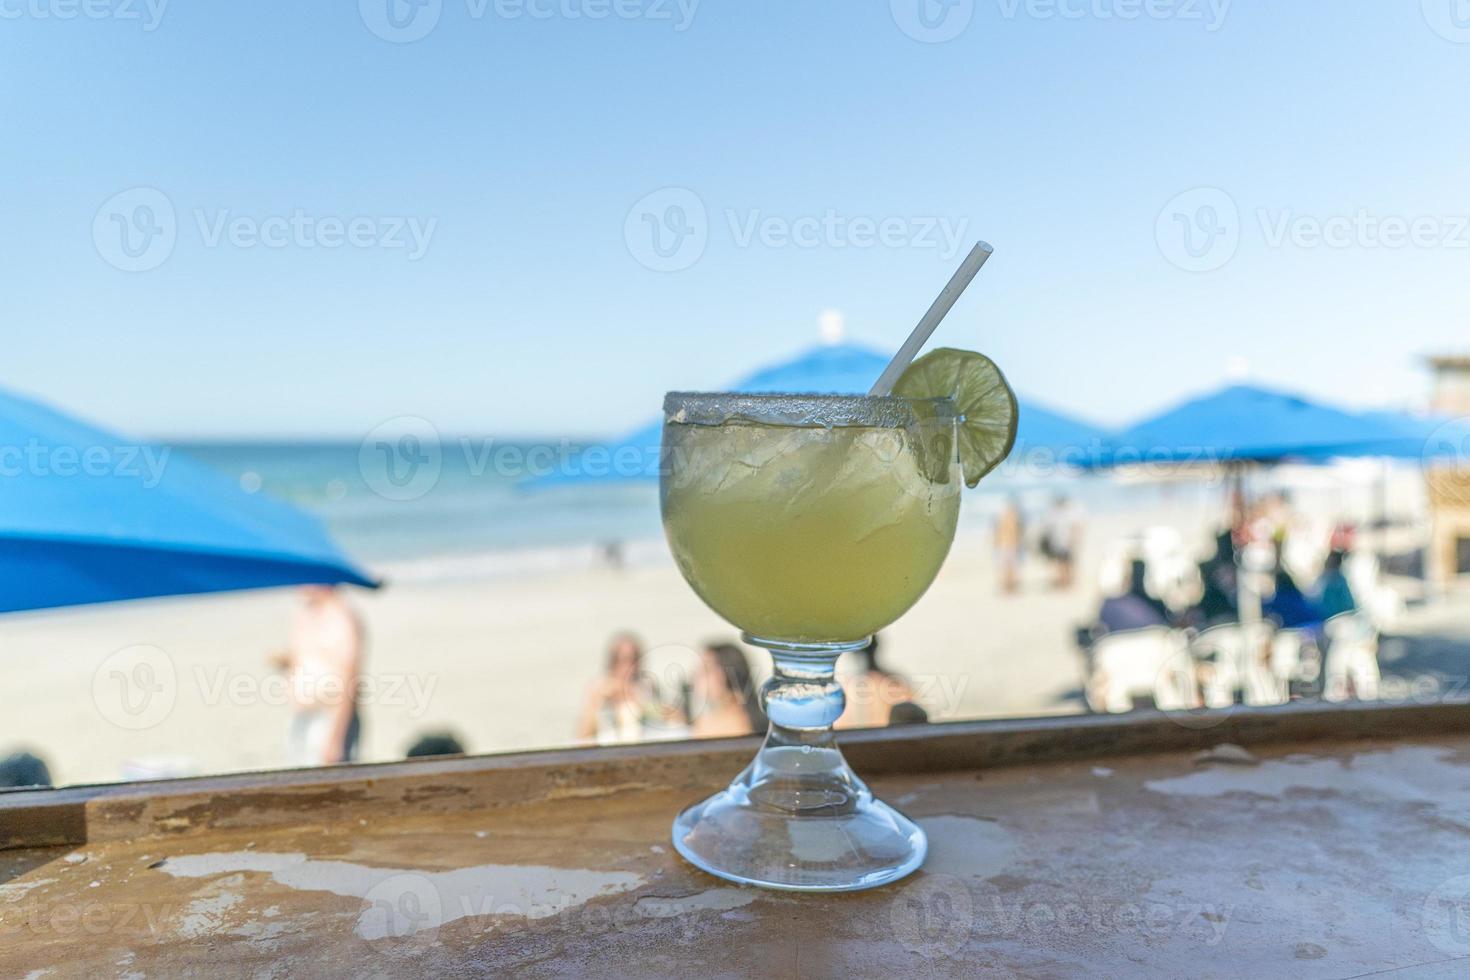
0,498 -> 1243,788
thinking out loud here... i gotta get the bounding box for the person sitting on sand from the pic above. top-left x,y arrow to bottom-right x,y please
405,731 -> 467,758
1095,559 -> 1171,635
271,585 -> 364,767
888,702 -> 930,726
1314,550 -> 1358,621
0,750 -> 51,789
576,633 -> 663,744
1264,562 -> 1319,630
838,634 -> 917,729
690,643 -> 764,739
1192,530 -> 1240,628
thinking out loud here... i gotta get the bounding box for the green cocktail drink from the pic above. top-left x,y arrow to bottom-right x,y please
661,400 -> 960,642
661,351 -> 1017,894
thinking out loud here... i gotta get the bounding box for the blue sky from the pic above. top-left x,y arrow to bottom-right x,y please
2,1 -> 1468,439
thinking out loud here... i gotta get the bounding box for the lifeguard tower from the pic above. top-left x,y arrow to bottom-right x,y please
1426,354 -> 1470,588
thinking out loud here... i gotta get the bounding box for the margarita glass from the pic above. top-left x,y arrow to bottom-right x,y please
661,391 -> 961,891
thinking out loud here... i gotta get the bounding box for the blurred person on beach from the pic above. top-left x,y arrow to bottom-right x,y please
1264,544 -> 1320,631
1258,490 -> 1295,543
993,496 -> 1025,594
838,634 -> 916,729
0,750 -> 51,789
1314,550 -> 1358,620
272,585 -> 364,767
405,731 -> 467,759
888,702 -> 929,726
1038,494 -> 1081,589
1192,530 -> 1240,628
576,632 -> 664,744
1095,559 -> 1171,636
690,642 -> 764,738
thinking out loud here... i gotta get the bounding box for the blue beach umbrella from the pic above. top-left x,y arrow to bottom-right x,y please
525,341 -> 1108,488
1341,410 -> 1470,463
1094,384 -> 1429,468
0,387 -> 375,614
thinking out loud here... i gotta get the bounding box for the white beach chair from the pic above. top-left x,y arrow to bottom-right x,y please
1085,627 -> 1192,714
1191,622 -> 1282,708
1322,613 -> 1381,702
1269,628 -> 1311,693
1344,552 -> 1405,631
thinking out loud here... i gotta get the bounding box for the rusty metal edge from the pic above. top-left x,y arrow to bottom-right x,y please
3,698 -> 1468,851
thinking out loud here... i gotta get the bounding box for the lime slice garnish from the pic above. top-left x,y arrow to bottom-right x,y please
893,347 -> 1019,488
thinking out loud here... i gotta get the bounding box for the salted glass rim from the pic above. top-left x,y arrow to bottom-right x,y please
663,391 -> 957,428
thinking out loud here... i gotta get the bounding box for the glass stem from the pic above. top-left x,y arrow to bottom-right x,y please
740,634 -> 871,815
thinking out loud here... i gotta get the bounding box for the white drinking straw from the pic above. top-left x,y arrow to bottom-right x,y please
867,241 -> 994,397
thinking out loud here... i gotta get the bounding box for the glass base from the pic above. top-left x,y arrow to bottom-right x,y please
672,756 -> 926,892
670,635 -> 926,892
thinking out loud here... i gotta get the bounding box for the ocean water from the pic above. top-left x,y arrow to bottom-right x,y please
175,441 -> 665,572
174,440 -> 1244,580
